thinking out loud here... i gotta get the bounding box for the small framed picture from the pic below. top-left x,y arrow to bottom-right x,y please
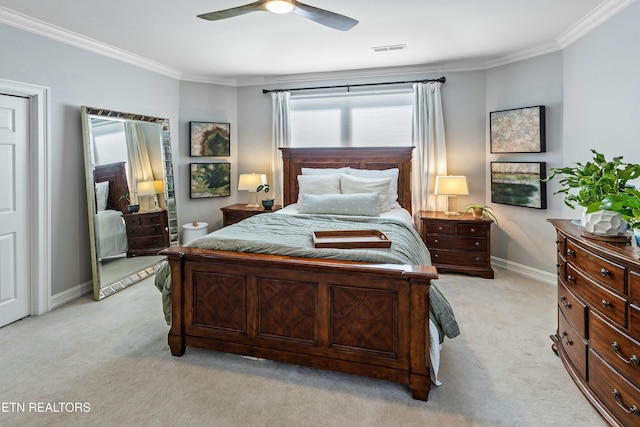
190,162 -> 231,199
491,162 -> 547,209
190,122 -> 230,157
490,106 -> 545,153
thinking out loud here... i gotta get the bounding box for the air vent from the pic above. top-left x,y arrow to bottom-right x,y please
371,44 -> 406,53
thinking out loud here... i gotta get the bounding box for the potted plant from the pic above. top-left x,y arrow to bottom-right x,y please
256,183 -> 274,210
456,204 -> 498,224
594,188 -> 640,245
544,149 -> 640,236
119,192 -> 140,213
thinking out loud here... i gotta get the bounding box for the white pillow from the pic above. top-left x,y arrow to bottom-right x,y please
340,174 -> 391,213
95,181 -> 109,211
299,193 -> 380,216
301,167 -> 350,175
347,168 -> 400,209
296,174 -> 342,207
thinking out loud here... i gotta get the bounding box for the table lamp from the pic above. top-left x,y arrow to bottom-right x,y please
434,175 -> 469,215
137,180 -> 163,212
238,173 -> 267,208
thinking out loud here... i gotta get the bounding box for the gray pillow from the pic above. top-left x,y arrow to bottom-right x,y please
299,193 -> 380,216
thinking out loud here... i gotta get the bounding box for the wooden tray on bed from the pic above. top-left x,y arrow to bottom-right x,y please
312,230 -> 391,249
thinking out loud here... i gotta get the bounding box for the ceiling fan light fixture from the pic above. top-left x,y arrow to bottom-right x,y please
266,0 -> 294,14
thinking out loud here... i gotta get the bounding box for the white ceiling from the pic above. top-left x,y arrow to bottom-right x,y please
0,0 -> 632,85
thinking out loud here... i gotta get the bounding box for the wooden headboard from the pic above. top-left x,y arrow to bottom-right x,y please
93,161 -> 130,214
280,147 -> 414,213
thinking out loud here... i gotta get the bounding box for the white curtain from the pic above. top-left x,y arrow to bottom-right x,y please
124,122 -> 154,204
411,82 -> 447,217
270,91 -> 292,206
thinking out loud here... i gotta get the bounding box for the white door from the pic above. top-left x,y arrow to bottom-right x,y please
0,94 -> 30,327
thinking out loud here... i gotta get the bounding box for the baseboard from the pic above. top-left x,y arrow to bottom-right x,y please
50,280 -> 93,310
491,256 -> 556,286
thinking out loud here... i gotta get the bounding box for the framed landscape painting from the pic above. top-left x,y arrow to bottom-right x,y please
190,162 -> 231,199
490,106 -> 546,153
190,122 -> 230,157
491,162 -> 547,209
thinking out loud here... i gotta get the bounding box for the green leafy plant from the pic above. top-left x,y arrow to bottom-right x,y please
544,149 -> 640,211
594,188 -> 640,229
456,204 -> 498,224
119,192 -> 133,205
256,183 -> 271,199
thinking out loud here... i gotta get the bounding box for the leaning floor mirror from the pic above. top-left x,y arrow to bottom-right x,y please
81,106 -> 179,300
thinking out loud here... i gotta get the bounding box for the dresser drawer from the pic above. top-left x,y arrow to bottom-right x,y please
425,235 -> 487,252
140,212 -> 164,226
590,312 -> 640,390
630,304 -> 640,340
126,224 -> 165,237
425,222 -> 456,235
565,240 -> 626,294
128,235 -> 167,251
630,271 -> 640,306
558,281 -> 586,337
456,223 -> 487,236
566,264 -> 627,329
558,309 -> 587,380
556,252 -> 566,284
430,249 -> 488,267
589,350 -> 640,426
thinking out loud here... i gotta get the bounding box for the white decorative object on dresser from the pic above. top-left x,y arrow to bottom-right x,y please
549,219 -> 640,427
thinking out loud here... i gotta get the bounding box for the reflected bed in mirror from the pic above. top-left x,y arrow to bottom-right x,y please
81,106 -> 178,300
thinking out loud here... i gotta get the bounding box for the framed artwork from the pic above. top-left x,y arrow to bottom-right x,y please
491,162 -> 547,209
490,106 -> 545,153
190,162 -> 231,199
190,121 -> 230,157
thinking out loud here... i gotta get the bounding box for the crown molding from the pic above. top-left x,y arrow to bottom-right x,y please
556,0 -> 636,48
1,1 -> 634,87
0,6 -> 182,80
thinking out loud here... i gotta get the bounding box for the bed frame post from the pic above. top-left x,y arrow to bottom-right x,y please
406,268 -> 433,400
167,252 -> 186,356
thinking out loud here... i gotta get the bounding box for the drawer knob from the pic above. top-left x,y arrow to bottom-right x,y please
474,241 -> 480,247
600,268 -> 610,277
567,275 -> 575,282
561,331 -> 573,346
560,295 -> 572,309
566,249 -> 575,256
601,299 -> 611,308
434,239 -> 439,244
612,389 -> 640,416
555,239 -> 560,244
433,254 -> 439,259
612,342 -> 640,365
470,228 -> 475,233
474,256 -> 479,261
438,226 -> 443,231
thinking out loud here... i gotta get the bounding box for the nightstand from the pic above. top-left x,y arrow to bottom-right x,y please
124,210 -> 170,257
221,203 -> 282,227
418,211 -> 494,279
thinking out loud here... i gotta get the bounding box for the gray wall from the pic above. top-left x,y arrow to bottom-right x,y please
485,52 -> 564,272
0,24 -> 180,295
178,81 -> 238,232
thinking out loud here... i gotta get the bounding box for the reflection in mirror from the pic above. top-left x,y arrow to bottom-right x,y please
81,106 -> 178,300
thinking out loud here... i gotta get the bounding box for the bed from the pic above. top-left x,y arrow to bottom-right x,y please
93,162 -> 129,259
157,147 -> 458,401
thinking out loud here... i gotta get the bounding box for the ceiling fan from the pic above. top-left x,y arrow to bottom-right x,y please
197,0 -> 359,31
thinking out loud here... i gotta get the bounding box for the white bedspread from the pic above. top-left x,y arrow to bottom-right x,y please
95,209 -> 128,258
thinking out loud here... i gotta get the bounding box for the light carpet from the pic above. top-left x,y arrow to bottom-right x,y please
0,268 -> 607,426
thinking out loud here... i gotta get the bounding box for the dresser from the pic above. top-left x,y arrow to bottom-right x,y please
221,203 -> 282,227
549,219 -> 640,427
418,211 -> 494,279
124,210 -> 169,257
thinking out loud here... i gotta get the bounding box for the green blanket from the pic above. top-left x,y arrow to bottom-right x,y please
155,214 -> 459,342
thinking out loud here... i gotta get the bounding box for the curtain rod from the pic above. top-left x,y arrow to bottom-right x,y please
262,76 -> 445,94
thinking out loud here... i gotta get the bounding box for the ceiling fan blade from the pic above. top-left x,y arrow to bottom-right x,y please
291,1 -> 358,31
197,1 -> 268,21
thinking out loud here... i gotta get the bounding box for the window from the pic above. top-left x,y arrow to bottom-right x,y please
290,90 -> 413,147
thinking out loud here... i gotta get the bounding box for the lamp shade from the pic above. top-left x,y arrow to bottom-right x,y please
153,180 -> 164,194
137,180 -> 157,197
434,176 -> 469,196
238,173 -> 267,191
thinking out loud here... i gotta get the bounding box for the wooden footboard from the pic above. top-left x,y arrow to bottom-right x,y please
162,247 -> 437,401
